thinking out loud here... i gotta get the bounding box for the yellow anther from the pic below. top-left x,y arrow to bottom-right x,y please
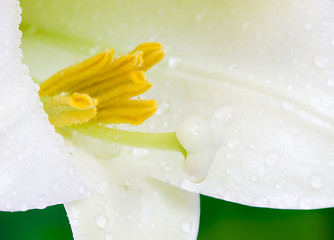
43,93 -> 98,128
94,99 -> 158,125
130,42 -> 164,71
40,43 -> 164,126
39,49 -> 114,97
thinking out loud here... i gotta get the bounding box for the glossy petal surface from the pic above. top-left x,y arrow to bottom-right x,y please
20,0 -> 334,209
0,0 -> 93,211
65,144 -> 199,240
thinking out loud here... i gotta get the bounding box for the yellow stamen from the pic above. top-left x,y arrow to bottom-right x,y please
39,42 -> 164,126
39,50 -> 114,97
74,51 -> 144,92
94,99 -> 158,125
129,42 -> 164,71
43,93 -> 98,128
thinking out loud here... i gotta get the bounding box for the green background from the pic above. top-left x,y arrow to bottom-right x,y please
1,195 -> 333,240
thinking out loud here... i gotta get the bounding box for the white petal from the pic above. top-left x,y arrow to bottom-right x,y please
21,0 -> 334,209
65,146 -> 200,240
0,0 -> 93,211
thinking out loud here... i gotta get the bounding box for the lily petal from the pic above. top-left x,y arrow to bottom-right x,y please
65,145 -> 200,240
20,0 -> 334,210
0,0 -> 93,211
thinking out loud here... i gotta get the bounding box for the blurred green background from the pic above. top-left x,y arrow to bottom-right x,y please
0,195 -> 333,240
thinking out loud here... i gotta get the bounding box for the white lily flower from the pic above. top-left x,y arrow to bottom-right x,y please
3,0 -> 334,239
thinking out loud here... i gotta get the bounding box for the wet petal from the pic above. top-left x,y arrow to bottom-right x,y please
0,0 -> 93,211
65,146 -> 199,240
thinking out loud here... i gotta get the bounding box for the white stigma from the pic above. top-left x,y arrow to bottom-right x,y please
176,115 -> 225,182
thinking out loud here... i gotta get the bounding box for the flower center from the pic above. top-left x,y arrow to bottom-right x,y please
38,42 -> 223,183
39,42 -> 187,158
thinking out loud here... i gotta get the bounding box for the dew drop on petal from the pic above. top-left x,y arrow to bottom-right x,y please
264,150 -> 281,166
19,202 -> 28,211
79,183 -> 87,194
275,182 -> 283,189
329,160 -> 334,167
95,214 -> 108,228
213,106 -> 234,125
294,134 -> 308,147
253,195 -> 271,207
298,195 -> 315,209
131,148 -> 152,158
328,78 -> 334,87
53,180 -> 59,191
105,233 -> 113,240
161,160 -> 174,172
304,21 -> 314,30
282,102 -> 295,112
227,139 -> 239,149
156,100 -> 170,115
168,57 -> 182,68
310,174 -> 323,189
314,56 -> 329,68
181,221 -> 192,233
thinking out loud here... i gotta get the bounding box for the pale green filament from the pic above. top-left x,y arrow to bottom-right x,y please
61,123 -> 187,158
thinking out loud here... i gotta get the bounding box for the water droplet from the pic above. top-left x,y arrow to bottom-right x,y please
156,100 -> 170,115
168,57 -> 182,68
264,150 -> 281,166
79,183 -> 86,194
328,78 -> 334,87
226,168 -> 233,175
305,82 -> 313,90
214,106 -> 234,125
309,95 -> 321,107
25,145 -> 33,155
92,13 -> 99,21
282,102 -> 295,112
105,233 -> 113,240
89,46 -> 101,54
53,181 -> 59,191
131,148 -> 152,158
96,214 -> 108,228
182,221 -> 192,233
68,165 -> 74,175
297,195 -> 314,209
275,182 -> 283,189
253,196 -> 271,207
3,149 -> 11,157
19,202 -> 28,211
161,160 -> 174,172
329,160 -> 334,167
71,219 -> 79,227
195,12 -> 206,22
242,21 -> 250,29
294,134 -> 308,147
150,223 -> 156,229
314,56 -> 329,68
304,21 -> 314,30
224,190 -> 237,202
310,174 -> 323,188
120,192 -> 127,199
227,140 -> 239,149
